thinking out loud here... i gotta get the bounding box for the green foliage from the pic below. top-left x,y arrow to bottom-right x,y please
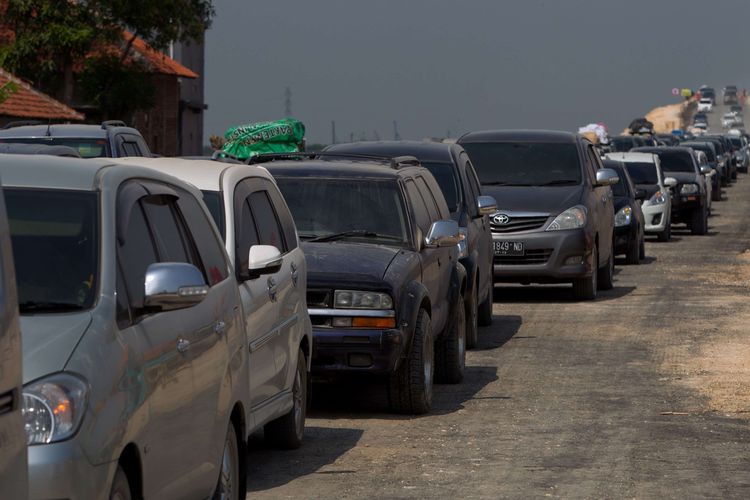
79,55 -> 155,121
0,81 -> 18,104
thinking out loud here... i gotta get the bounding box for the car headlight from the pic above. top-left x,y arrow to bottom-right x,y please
457,227 -> 468,259
680,183 -> 699,195
22,373 -> 88,445
615,206 -> 633,227
546,205 -> 587,231
649,190 -> 667,205
334,290 -> 394,309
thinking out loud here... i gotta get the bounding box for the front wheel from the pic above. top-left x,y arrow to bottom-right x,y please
477,281 -> 493,327
212,424 -> 240,500
572,247 -> 597,300
690,206 -> 708,235
389,309 -> 433,414
435,296 -> 466,384
264,348 -> 307,449
109,466 -> 132,500
597,246 -> 614,290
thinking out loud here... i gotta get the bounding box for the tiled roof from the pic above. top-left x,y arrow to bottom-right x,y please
0,68 -> 84,121
124,31 -> 198,79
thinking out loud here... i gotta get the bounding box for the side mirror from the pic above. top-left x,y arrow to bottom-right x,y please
477,195 -> 497,216
244,245 -> 283,280
595,168 -> 619,186
664,177 -> 678,188
424,220 -> 460,248
634,189 -> 647,201
699,165 -> 712,175
144,262 -> 209,312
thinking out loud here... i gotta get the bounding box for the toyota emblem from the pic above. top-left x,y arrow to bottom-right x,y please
493,213 -> 510,225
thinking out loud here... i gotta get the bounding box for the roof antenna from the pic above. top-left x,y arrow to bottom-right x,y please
45,119 -> 52,137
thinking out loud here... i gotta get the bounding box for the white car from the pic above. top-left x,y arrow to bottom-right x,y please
722,112 -> 738,128
114,157 -> 314,450
697,98 -> 713,113
605,152 -> 676,241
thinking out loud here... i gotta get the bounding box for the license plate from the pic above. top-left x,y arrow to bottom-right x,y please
494,241 -> 524,256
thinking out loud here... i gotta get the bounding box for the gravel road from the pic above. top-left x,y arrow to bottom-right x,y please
245,130 -> 750,498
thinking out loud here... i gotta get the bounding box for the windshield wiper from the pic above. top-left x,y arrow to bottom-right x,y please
19,301 -> 85,313
535,179 -> 580,186
306,230 -> 403,243
481,181 -> 533,186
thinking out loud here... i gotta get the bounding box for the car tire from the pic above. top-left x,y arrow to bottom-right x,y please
264,348 -> 306,449
572,247 -> 597,300
477,281 -> 493,327
389,309 -> 433,414
212,423 -> 240,500
639,236 -> 646,260
657,218 -> 671,242
597,245 -> 614,290
435,297 -> 466,384
712,184 -> 721,201
465,286 -> 478,349
690,206 -> 708,235
109,466 -> 132,500
626,236 -> 640,265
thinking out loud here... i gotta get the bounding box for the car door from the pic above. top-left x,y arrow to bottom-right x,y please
586,145 -> 614,265
463,158 -> 492,297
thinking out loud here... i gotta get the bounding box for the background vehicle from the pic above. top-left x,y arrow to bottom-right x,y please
699,87 -> 716,105
697,98 -> 713,113
727,135 -> 749,173
458,130 -> 618,300
0,178 -> 27,499
602,160 -> 645,264
682,141 -> 723,199
704,135 -> 738,180
606,152 -> 675,242
722,112 -> 739,128
632,147 -> 710,235
0,121 -> 151,158
323,141 -> 497,347
114,156 -> 313,450
691,150 -> 715,212
261,155 -> 467,414
610,135 -> 638,152
4,155 -> 246,499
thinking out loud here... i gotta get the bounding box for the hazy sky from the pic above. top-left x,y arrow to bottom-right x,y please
205,0 -> 750,145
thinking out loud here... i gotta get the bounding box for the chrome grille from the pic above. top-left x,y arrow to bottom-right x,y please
494,249 -> 553,265
491,216 -> 549,233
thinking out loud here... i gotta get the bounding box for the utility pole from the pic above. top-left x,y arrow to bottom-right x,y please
393,121 -> 401,140
284,87 -> 292,117
331,121 -> 337,145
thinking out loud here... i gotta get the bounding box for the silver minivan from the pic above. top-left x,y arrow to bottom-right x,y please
115,157 -> 313,448
0,177 -> 27,498
2,154 -> 249,499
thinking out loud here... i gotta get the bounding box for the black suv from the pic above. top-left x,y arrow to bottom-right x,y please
260,155 -> 467,414
682,141 -> 723,198
324,141 -> 496,348
0,120 -> 151,158
632,147 -> 710,235
457,130 -> 618,300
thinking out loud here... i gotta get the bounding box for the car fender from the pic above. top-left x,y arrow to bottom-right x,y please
397,280 -> 431,360
445,261 -> 468,334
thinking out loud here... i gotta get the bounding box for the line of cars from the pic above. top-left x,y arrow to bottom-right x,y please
0,101 -> 746,498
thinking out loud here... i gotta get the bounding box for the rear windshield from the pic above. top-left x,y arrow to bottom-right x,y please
462,142 -> 581,186
421,162 -> 460,212
0,138 -> 109,158
6,188 -> 99,313
654,151 -> 695,173
624,162 -> 659,184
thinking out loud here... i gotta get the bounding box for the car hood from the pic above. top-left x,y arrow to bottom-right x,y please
21,312 -> 93,383
662,172 -> 698,184
481,185 -> 583,214
302,242 -> 402,286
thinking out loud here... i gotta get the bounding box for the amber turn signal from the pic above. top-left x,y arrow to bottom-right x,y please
352,317 -> 396,328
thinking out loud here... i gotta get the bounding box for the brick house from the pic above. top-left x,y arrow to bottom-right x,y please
0,68 -> 84,127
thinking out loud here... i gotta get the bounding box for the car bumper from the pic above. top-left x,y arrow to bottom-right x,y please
614,224 -> 637,254
28,439 -> 114,500
641,202 -> 668,233
491,228 -> 593,283
671,195 -> 703,222
311,327 -> 406,374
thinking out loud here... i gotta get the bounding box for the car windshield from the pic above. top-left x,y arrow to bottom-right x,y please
623,162 -> 659,184
0,138 -> 108,158
421,162 -> 459,212
654,151 -> 695,173
5,188 -> 99,313
462,142 -> 581,186
201,190 -> 225,238
275,177 -> 410,246
729,138 -> 743,148
611,137 -> 635,152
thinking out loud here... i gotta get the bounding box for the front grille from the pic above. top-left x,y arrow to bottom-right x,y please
307,289 -> 331,308
491,216 -> 548,233
495,249 -> 553,265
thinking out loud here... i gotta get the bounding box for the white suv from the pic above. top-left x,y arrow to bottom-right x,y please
697,98 -> 713,113
114,157 -> 313,448
606,152 -> 676,241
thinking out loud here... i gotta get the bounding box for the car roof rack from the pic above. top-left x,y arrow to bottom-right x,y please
2,120 -> 46,129
248,151 -> 422,169
101,120 -> 127,129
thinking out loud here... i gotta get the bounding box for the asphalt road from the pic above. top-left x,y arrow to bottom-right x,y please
245,134 -> 750,498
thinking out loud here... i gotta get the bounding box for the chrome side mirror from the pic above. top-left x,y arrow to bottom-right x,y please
477,195 -> 498,216
700,165 -> 713,175
244,245 -> 282,280
424,220 -> 460,248
144,262 -> 208,312
595,168 -> 619,186
663,177 -> 678,188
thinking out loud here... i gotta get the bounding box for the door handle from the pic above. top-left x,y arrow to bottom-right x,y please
176,338 -> 190,353
214,321 -> 226,335
267,277 -> 278,302
290,262 -> 299,286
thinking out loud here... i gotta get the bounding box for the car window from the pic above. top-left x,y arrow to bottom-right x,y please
405,179 -> 431,235
584,147 -> 599,183
118,201 -> 158,310
235,199 -> 260,274
0,138 -> 109,158
248,190 -> 286,251
176,193 -> 229,286
623,162 -> 658,184
266,185 -> 298,251
201,190 -> 225,238
421,161 -> 460,213
141,198 -> 191,263
415,176 -> 440,222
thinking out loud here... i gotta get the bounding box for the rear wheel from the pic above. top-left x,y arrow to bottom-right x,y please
572,247 -> 597,300
477,281 -> 493,327
597,245 -> 614,290
389,309 -> 433,414
639,236 -> 646,260
264,348 -> 306,449
625,233 -> 640,265
657,217 -> 671,242
435,297 -> 466,384
212,424 -> 240,500
464,286 -> 478,349
690,206 -> 708,235
109,466 -> 132,500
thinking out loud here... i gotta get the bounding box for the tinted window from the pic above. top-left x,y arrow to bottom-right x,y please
235,200 -> 260,274
623,162 -> 658,184
141,198 -> 190,263
611,137 -> 635,152
462,142 -> 581,186
421,162 -> 459,212
611,169 -> 629,196
415,177 -> 440,221
7,189 -> 99,312
275,178 -> 409,246
267,187 -> 298,251
120,142 -> 140,157
177,194 -> 229,286
405,180 -> 431,235
684,143 -> 716,162
0,138 -> 108,158
249,191 -> 285,251
201,190 -> 225,238
654,151 -> 695,173
119,202 -> 157,310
